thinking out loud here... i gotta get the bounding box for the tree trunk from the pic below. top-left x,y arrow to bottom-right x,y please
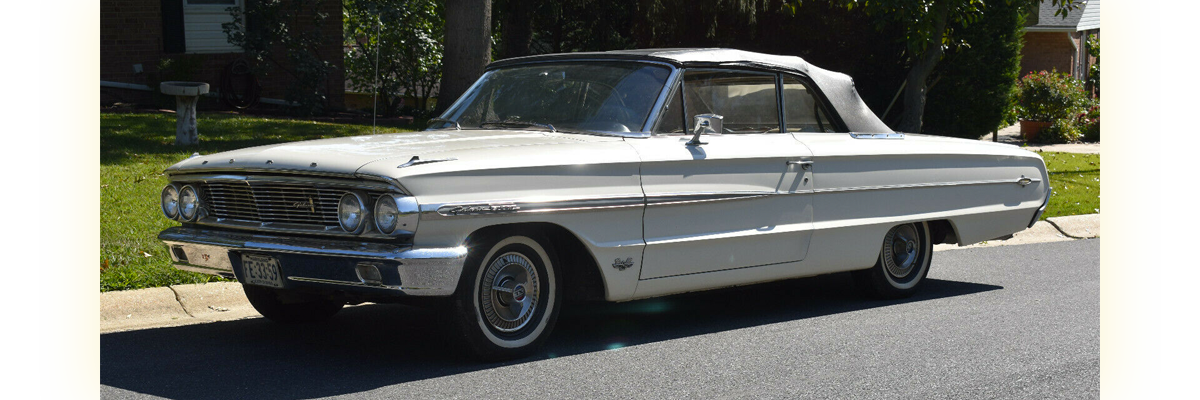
498,0 -> 534,59
435,0 -> 492,115
894,1 -> 951,133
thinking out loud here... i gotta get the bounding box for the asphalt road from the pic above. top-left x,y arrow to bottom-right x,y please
101,239 -> 1099,399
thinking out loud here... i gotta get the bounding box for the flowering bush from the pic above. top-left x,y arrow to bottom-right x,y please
1081,104 -> 1100,142
1017,70 -> 1091,122
1037,117 -> 1082,144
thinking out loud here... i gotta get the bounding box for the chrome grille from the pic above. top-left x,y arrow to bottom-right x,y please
200,181 -> 382,227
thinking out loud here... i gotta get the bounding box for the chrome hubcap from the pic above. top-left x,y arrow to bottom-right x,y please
480,252 -> 540,333
883,224 -> 921,278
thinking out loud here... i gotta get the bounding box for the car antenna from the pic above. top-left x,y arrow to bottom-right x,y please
372,13 -> 381,135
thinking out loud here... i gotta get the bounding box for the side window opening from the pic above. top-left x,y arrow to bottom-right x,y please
654,84 -> 686,134
680,70 -> 781,134
782,75 -> 838,133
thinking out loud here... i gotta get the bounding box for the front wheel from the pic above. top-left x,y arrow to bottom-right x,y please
447,233 -> 561,361
853,221 -> 933,299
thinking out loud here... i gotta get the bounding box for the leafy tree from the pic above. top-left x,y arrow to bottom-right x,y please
922,0 -> 1025,138
344,0 -> 444,117
494,0 -> 637,58
785,0 -> 1081,133
224,0 -> 337,115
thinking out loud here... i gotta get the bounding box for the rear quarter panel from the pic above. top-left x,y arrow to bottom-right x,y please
796,133 -> 1050,274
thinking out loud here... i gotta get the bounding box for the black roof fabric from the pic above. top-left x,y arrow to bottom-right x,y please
489,48 -> 894,133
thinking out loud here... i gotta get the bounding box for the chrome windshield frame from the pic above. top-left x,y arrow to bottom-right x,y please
433,59 -> 681,139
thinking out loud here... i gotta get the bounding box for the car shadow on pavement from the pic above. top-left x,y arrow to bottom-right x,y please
101,273 -> 1000,399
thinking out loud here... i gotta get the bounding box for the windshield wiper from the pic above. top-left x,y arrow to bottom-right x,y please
480,119 -> 556,133
428,118 -> 461,130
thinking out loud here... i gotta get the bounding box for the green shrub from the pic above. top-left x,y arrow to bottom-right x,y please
1081,104 -> 1100,142
1037,118 -> 1082,144
1017,70 -> 1090,122
921,0 -> 1025,139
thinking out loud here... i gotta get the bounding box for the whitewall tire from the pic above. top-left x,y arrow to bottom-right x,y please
853,221 -> 933,299
449,232 -> 561,360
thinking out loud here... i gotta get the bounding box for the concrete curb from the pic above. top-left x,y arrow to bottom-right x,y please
102,214 -> 1100,334
101,282 -> 257,334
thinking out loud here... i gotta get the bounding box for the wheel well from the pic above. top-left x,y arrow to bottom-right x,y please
465,222 -> 607,302
927,219 -> 959,245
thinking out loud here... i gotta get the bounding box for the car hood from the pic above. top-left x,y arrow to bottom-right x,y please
165,129 -> 622,177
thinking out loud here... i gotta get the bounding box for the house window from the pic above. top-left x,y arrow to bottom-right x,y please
182,0 -> 242,54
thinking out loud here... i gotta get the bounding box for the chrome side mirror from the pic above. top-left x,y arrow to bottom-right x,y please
688,113 -> 723,146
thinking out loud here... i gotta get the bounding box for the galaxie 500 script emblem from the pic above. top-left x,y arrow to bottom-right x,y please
289,198 -> 316,213
439,203 -> 521,216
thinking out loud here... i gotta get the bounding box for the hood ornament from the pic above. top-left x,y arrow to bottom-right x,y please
397,156 -> 458,168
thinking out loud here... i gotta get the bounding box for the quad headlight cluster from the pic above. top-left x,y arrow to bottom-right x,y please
160,184 -> 201,221
331,192 -> 421,235
161,183 -> 418,236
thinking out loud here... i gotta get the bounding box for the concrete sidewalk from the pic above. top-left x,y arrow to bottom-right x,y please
978,123 -> 1100,154
100,214 -> 1100,334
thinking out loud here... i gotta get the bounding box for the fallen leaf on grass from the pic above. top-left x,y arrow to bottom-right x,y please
101,259 -> 109,271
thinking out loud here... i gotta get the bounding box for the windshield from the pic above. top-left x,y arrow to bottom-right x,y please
433,62 -> 672,134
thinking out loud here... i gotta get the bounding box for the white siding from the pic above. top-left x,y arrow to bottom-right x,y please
1077,0 -> 1101,31
183,1 -> 242,54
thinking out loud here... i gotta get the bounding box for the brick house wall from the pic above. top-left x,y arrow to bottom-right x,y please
101,0 -> 344,110
1019,29 -> 1099,83
1019,31 -> 1077,77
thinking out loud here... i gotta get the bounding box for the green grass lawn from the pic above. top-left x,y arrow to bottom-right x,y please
1038,151 -> 1100,220
100,112 -> 412,292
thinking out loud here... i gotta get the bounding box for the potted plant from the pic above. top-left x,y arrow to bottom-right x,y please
1016,70 -> 1089,141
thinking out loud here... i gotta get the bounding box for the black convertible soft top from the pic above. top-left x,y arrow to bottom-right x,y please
488,48 -> 894,133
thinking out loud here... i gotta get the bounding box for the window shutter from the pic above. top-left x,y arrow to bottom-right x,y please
161,0 -> 186,53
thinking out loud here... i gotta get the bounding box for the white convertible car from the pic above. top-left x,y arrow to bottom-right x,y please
158,49 -> 1051,359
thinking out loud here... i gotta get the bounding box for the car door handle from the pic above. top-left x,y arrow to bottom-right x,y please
787,160 -> 813,170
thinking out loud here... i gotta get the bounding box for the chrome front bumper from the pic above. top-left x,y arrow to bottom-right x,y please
158,227 -> 467,296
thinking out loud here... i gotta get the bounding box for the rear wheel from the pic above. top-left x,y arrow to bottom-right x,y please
447,232 -> 561,361
243,284 -> 344,324
853,222 -> 933,299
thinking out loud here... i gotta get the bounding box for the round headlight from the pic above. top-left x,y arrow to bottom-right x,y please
338,192 -> 368,233
178,185 -> 200,221
373,194 -> 420,235
161,184 -> 180,219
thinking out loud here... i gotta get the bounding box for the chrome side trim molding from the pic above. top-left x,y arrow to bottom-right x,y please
646,191 -> 777,206
427,191 -> 798,218
813,178 -> 1042,194
849,132 -> 905,139
427,178 -> 1039,219
432,195 -> 645,218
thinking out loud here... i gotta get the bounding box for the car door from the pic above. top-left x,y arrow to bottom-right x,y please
628,69 -> 815,280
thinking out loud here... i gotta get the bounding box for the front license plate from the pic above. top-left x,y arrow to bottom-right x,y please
242,254 -> 284,288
